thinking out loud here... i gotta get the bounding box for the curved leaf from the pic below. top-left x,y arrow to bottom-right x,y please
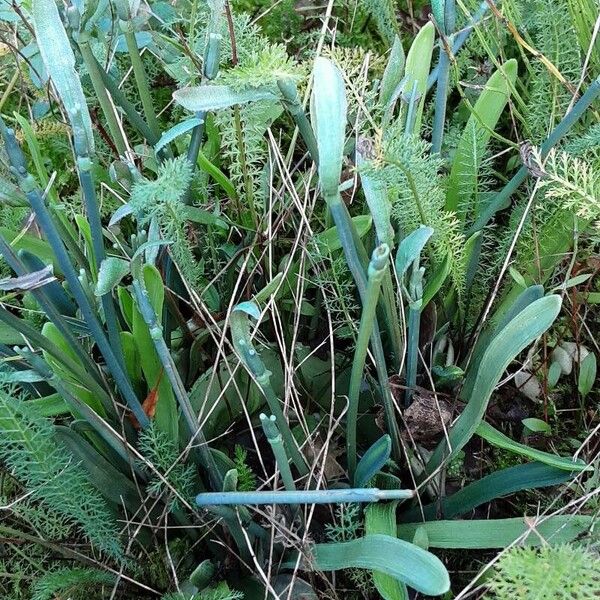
95,257 -> 130,297
155,117 -> 204,153
365,503 -> 409,600
400,462 -> 573,522
403,22 -> 435,134
301,534 -> 449,596
314,215 -> 372,253
395,226 -> 433,277
475,421 -> 590,472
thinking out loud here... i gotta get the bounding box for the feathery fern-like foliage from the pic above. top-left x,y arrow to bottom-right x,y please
487,544 -> 600,599
361,132 -> 466,291
359,0 -> 399,46
31,567 -> 114,600
521,0 -> 581,142
138,426 -> 196,511
534,148 -> 600,220
129,155 -> 207,287
0,383 -> 123,559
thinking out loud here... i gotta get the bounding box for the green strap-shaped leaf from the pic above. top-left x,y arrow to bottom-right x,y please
380,35 -> 406,108
314,215 -> 372,253
155,117 -> 204,153
395,226 -> 433,277
464,284 -> 546,398
403,22 -> 435,134
475,421 -> 591,471
302,534 -> 449,596
131,264 -> 178,441
446,60 -> 517,216
400,462 -> 573,522
311,57 -> 347,196
365,504 -> 409,600
426,295 -> 561,475
32,0 -> 94,154
173,85 -> 277,112
55,426 -> 140,512
357,149 -> 394,247
355,435 -> 392,488
398,516 -> 595,549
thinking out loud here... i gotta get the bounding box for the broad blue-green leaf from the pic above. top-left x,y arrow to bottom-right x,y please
173,85 -> 277,112
311,57 -> 347,195
95,257 -> 130,296
398,516 -> 595,549
0,266 -> 55,291
32,0 -> 94,153
431,0 -> 446,31
463,285 -> 550,402
355,435 -> 392,487
476,421 -> 590,471
395,226 -> 433,277
0,369 -> 45,383
109,203 -> 135,227
301,535 -> 449,596
426,295 -> 561,474
365,503 -> 409,600
155,117 -> 204,153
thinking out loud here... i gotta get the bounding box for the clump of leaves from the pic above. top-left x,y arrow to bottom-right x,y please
487,544 -> 600,599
